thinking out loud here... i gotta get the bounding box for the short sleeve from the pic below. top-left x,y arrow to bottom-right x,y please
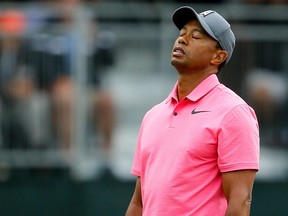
218,104 -> 260,173
131,116 -> 147,177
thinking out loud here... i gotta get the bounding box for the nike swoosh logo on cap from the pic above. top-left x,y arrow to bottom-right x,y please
191,108 -> 211,115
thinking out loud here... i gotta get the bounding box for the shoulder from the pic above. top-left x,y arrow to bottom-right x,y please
211,84 -> 250,111
210,84 -> 257,123
142,99 -> 168,122
215,84 -> 245,103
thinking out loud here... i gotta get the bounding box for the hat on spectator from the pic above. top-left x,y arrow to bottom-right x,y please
0,10 -> 27,35
172,6 -> 235,65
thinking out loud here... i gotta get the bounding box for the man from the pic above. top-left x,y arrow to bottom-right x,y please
126,6 -> 259,216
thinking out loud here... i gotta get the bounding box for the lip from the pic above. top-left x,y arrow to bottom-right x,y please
172,46 -> 185,56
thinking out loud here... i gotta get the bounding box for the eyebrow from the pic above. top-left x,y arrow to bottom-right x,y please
181,26 -> 206,35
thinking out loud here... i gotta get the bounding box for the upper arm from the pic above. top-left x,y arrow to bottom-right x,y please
126,177 -> 142,216
132,177 -> 142,205
222,170 -> 257,215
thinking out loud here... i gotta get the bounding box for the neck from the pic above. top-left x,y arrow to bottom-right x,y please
177,70 -> 215,101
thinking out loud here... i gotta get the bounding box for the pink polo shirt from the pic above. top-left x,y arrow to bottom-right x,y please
131,74 -> 259,216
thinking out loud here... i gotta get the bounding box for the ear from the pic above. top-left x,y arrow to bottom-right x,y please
211,50 -> 228,66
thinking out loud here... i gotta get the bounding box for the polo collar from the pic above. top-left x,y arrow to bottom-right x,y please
166,74 -> 220,103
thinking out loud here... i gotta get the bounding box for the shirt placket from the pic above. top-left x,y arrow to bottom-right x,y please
169,98 -> 188,128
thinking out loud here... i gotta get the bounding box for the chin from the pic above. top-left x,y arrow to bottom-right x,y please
171,57 -> 177,66
171,58 -> 182,68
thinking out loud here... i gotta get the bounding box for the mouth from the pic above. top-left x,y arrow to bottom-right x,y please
172,46 -> 185,56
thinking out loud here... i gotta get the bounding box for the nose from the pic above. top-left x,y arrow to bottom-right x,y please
178,35 -> 188,45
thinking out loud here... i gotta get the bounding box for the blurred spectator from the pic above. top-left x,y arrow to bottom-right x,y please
243,68 -> 288,149
30,0 -> 116,173
0,9 -> 50,150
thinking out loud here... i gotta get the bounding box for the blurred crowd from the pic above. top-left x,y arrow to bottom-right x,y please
0,0 -> 288,181
0,0 -> 117,180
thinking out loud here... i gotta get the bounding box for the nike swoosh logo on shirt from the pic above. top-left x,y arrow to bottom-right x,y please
191,108 -> 211,115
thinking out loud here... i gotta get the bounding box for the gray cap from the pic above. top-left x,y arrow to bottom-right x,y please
172,6 -> 235,65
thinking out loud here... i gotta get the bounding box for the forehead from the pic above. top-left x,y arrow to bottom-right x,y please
181,20 -> 205,33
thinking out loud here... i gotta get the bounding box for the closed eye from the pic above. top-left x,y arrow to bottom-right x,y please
191,28 -> 206,39
192,35 -> 201,39
192,32 -> 203,39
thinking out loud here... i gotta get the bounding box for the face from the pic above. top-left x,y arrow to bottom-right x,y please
171,20 -> 220,72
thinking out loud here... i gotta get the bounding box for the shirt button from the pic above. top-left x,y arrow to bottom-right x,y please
174,112 -> 177,116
